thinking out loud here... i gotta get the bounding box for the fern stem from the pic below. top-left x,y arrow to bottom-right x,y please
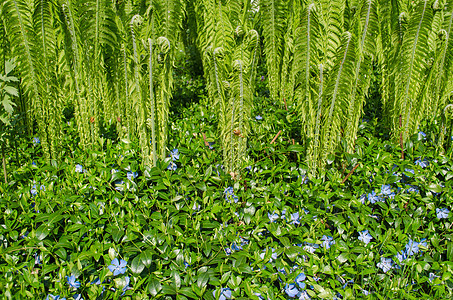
149,38 -> 157,167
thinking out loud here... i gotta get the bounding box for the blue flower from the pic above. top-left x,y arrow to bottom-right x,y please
126,171 -> 138,181
303,243 -> 319,254
436,208 -> 449,219
280,209 -> 287,220
321,235 -> 335,249
295,273 -> 306,289
114,180 -> 124,191
108,258 -> 127,276
289,212 -> 300,225
75,164 -> 84,173
215,164 -> 224,175
231,242 -> 242,251
415,158 -> 429,168
31,184 -> 38,196
121,276 -> 132,296
377,257 -> 393,273
34,252 -> 42,265
341,279 -> 354,289
429,272 -> 440,283
73,294 -> 83,300
32,161 -> 37,166
223,187 -> 238,203
254,292 -> 265,300
255,115 -> 263,120
406,185 -> 419,193
66,275 -> 80,289
46,295 -> 66,300
260,248 -> 277,263
267,211 -> 279,223
213,287 -> 232,300
299,290 -> 311,299
167,161 -> 177,171
360,194 -> 366,204
405,239 -> 420,256
170,149 -> 180,161
395,250 -> 407,264
285,283 -> 299,298
368,191 -> 383,204
33,137 -> 40,145
380,184 -> 392,196
240,236 -> 249,246
358,230 -> 373,244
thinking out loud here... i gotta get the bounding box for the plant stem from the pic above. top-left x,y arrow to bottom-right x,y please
2,143 -> 7,184
399,115 -> 404,159
341,163 -> 359,184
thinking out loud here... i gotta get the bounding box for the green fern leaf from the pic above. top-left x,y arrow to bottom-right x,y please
396,0 -> 434,141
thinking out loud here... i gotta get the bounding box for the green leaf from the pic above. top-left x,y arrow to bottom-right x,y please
427,184 -> 442,193
4,86 -> 18,97
2,97 -> 15,114
148,278 -> 162,297
197,272 -> 209,288
36,224 -> 52,240
179,287 -> 197,299
287,145 -> 304,152
327,154 -> 335,165
112,227 -> 124,243
5,60 -> 15,74
131,255 -> 145,274
162,284 -> 177,295
140,250 -> 153,267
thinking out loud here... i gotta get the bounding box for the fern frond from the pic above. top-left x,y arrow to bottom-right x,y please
319,0 -> 346,71
431,2 -> 453,115
396,0 -> 433,141
294,2 -> 321,142
344,0 -> 379,152
261,0 -> 288,102
2,0 -> 50,152
151,0 -> 182,46
321,31 -> 356,162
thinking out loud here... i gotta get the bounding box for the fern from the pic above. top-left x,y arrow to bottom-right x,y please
344,0 -> 379,152
319,0 -> 346,71
33,0 -> 63,158
431,2 -> 453,115
396,0 -> 433,142
148,37 -> 157,166
2,0 -> 52,156
261,0 -> 288,103
321,31 -> 356,165
293,2 -> 321,145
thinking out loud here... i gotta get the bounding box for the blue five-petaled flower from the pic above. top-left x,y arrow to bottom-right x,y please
108,258 -> 127,276
436,208 -> 449,219
170,148 -> 180,161
213,287 -> 232,300
66,275 -> 80,289
358,230 -> 373,245
46,295 -> 66,300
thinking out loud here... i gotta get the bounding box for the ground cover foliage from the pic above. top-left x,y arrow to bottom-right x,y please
1,94 -> 453,299
1,0 -> 453,299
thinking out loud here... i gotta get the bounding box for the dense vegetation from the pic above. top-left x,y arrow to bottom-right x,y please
1,0 -> 453,299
